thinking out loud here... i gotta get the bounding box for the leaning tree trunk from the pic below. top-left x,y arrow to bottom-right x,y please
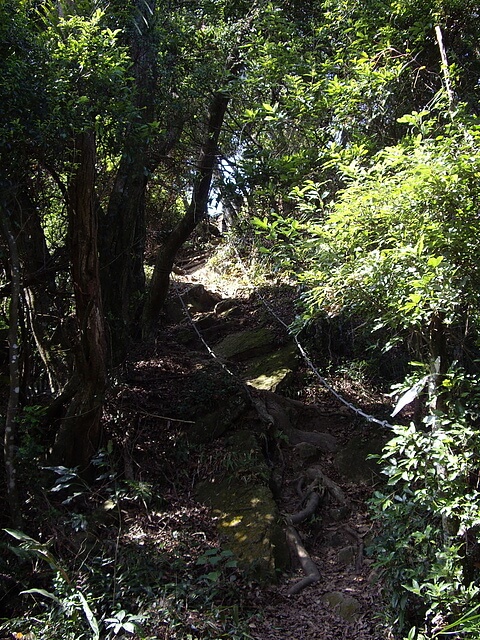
143,90 -> 230,334
50,131 -> 107,472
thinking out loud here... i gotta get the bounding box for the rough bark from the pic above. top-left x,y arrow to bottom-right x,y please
143,90 -> 230,334
50,131 -> 107,472
99,0 -> 184,362
98,0 -> 154,360
99,144 -> 148,356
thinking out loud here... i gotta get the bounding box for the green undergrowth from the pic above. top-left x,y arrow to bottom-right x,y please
0,447 -> 256,640
368,367 -> 480,639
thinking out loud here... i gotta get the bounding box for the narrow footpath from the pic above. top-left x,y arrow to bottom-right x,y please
104,241 -> 392,639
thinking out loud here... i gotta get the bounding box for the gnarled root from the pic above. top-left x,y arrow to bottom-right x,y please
286,526 -> 320,595
285,491 -> 322,595
305,466 -> 348,506
286,491 -> 322,525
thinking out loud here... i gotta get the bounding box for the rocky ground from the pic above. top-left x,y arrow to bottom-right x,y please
103,239 -> 396,639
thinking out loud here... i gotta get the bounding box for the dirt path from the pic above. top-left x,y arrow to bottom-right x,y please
105,243 -> 392,639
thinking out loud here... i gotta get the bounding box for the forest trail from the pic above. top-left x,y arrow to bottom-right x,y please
106,239 -> 392,639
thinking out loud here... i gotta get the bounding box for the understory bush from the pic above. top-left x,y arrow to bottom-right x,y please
370,424 -> 480,635
369,367 -> 480,637
0,455 -> 252,640
250,110 -> 480,637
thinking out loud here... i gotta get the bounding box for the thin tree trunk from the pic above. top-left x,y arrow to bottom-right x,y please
143,91 -> 230,334
1,215 -> 22,527
15,191 -> 70,391
428,312 -> 458,541
428,312 -> 447,415
435,25 -> 455,113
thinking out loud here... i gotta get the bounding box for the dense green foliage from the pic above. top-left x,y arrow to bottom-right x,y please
253,116 -> 480,639
3,0 -> 480,637
244,3 -> 480,638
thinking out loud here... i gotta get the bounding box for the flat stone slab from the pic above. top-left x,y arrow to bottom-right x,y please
197,479 -> 288,583
243,343 -> 298,391
196,430 -> 289,582
214,327 -> 276,361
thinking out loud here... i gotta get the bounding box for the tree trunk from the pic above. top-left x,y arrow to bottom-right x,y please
50,131 -> 107,472
99,0 -> 170,363
428,312 -> 448,415
143,90 -> 230,334
99,124 -> 182,362
1,214 -> 23,527
99,145 -> 148,359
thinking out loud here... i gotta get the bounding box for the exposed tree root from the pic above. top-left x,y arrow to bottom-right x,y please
305,465 -> 348,506
251,391 -> 348,595
286,491 -> 322,525
259,388 -> 348,415
284,486 -> 322,595
287,427 -> 338,453
254,392 -> 338,453
286,526 -> 320,595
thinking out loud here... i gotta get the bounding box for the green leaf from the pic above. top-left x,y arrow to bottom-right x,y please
20,587 -> 63,606
4,528 -> 37,543
427,256 -> 443,268
77,591 -> 100,640
251,216 -> 269,230
205,571 -> 221,582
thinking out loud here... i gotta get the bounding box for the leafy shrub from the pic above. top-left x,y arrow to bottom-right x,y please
369,399 -> 480,636
249,111 -> 480,638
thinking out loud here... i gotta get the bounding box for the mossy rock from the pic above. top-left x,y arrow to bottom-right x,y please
322,591 -> 361,622
196,430 -> 289,582
214,327 -> 276,361
196,479 -> 288,583
165,284 -> 220,322
243,343 -> 299,392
